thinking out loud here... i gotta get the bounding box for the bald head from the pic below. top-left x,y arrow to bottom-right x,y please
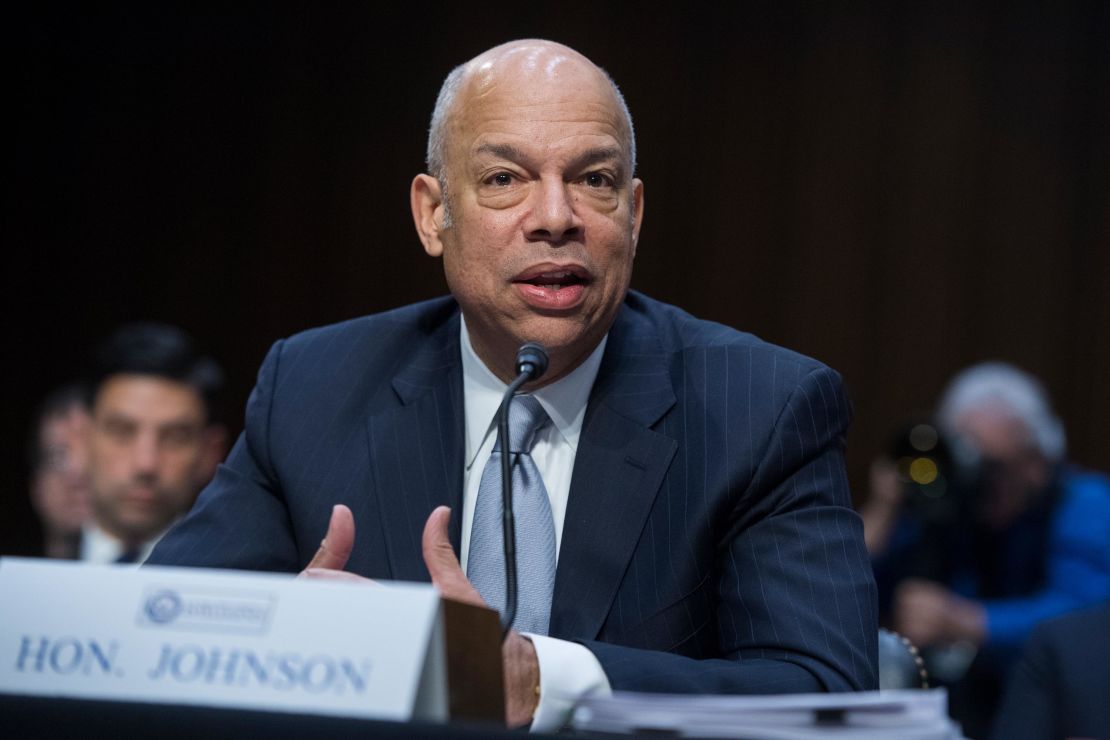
425,40 -> 637,189
409,38 -> 644,386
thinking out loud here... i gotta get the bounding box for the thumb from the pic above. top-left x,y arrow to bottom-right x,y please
305,504 -> 355,571
422,505 -> 484,607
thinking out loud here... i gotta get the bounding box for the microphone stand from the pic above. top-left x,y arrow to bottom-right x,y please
496,343 -> 548,638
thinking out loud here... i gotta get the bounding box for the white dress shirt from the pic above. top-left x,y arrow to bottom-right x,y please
459,318 -> 613,731
79,521 -> 160,565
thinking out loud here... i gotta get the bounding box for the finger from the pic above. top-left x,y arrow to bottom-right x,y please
298,568 -> 377,584
304,504 -> 356,572
421,505 -> 484,607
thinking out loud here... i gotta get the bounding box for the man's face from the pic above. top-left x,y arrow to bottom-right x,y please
954,407 -> 1050,529
416,45 -> 644,382
87,375 -> 215,545
32,405 -> 92,535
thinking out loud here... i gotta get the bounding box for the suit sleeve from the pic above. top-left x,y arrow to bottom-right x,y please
583,366 -> 878,693
145,339 -> 301,572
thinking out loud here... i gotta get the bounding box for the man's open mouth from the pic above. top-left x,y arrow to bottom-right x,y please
514,269 -> 590,290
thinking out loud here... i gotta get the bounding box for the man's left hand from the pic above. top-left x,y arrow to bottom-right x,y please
422,505 -> 540,728
894,578 -> 987,647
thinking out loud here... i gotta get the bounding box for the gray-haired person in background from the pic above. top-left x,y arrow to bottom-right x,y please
861,361 -> 1110,737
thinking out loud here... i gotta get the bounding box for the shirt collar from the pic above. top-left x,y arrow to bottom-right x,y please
460,316 -> 607,468
80,521 -> 125,563
80,521 -> 164,564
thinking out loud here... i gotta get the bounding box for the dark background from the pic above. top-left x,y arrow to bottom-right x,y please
6,2 -> 1108,554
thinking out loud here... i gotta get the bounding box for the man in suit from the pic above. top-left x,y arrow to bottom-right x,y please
83,323 -> 228,564
148,39 -> 877,729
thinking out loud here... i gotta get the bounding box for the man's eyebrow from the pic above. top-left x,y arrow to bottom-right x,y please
475,143 -> 527,162
569,146 -> 624,172
473,143 -> 626,174
159,419 -> 203,431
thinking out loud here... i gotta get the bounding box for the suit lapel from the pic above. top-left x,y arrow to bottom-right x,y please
549,307 -> 677,640
366,311 -> 465,583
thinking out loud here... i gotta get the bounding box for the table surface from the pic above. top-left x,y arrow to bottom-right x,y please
1,694 -> 542,740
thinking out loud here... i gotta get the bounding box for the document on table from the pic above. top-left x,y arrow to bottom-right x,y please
569,689 -> 962,739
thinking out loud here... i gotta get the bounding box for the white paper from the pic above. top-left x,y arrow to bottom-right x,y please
571,688 -> 962,739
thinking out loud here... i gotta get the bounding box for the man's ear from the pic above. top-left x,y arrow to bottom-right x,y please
198,425 -> 228,484
411,174 -> 446,257
630,177 -> 645,258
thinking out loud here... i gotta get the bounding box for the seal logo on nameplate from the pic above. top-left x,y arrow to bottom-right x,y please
136,585 -> 276,635
144,590 -> 184,624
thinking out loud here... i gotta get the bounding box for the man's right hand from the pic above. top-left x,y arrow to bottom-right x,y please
298,504 -> 369,583
298,503 -> 539,727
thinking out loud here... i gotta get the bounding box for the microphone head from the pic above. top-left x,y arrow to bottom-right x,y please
515,342 -> 549,381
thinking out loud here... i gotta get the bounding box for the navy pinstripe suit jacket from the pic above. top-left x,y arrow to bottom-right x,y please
148,291 -> 878,693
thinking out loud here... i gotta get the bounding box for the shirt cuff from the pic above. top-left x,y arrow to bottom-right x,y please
524,633 -> 612,733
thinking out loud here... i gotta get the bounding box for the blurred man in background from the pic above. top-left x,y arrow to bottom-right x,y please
860,361 -> 1110,736
28,385 -> 92,559
81,323 -> 227,564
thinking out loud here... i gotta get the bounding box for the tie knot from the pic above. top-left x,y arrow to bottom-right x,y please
502,395 -> 548,454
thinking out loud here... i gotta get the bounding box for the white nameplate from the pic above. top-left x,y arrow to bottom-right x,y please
0,558 -> 447,722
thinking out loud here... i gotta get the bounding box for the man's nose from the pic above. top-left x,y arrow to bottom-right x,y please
524,178 -> 581,243
64,439 -> 90,482
131,432 -> 160,475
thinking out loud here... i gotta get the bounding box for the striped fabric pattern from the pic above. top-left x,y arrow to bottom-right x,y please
147,290 -> 878,693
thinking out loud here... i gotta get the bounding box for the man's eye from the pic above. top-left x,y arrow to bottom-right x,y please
102,419 -> 135,441
489,172 -> 514,186
583,172 -> 612,188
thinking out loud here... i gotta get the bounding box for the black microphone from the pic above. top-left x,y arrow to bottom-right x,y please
515,342 -> 549,379
496,342 -> 549,637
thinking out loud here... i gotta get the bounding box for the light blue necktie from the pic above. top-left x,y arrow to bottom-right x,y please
467,395 -> 556,635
